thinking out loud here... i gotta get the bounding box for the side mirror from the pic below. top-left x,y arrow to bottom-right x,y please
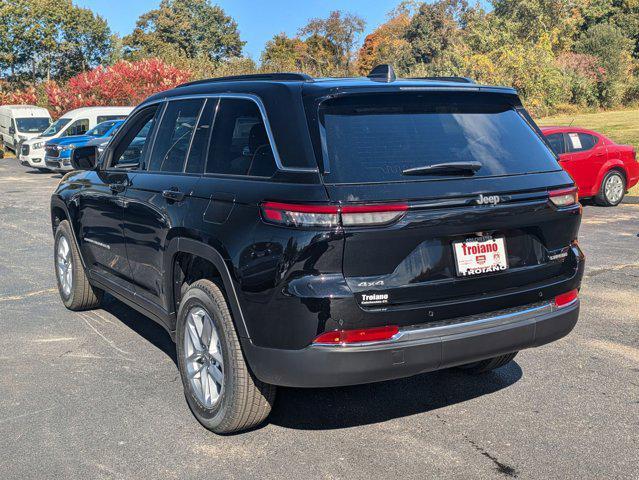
71,145 -> 98,170
9,126 -> 15,135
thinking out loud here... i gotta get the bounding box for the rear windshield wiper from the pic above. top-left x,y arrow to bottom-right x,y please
402,161 -> 483,176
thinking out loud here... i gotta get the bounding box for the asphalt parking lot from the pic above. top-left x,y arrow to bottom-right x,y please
0,156 -> 637,479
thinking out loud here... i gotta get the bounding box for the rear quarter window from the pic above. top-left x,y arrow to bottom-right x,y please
318,93 -> 560,184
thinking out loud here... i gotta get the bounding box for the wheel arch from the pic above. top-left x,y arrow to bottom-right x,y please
165,237 -> 251,339
50,195 -> 87,269
597,160 -> 627,191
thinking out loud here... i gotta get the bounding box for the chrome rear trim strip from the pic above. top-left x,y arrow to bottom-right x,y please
313,300 -> 564,349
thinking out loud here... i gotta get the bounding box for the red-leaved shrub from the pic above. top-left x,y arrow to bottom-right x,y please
45,58 -> 192,117
0,83 -> 38,106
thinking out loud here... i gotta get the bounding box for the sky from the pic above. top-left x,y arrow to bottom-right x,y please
74,0 -> 407,60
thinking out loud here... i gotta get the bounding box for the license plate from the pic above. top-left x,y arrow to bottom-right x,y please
453,236 -> 508,277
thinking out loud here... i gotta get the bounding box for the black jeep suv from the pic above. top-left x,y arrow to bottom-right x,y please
51,66 -> 584,434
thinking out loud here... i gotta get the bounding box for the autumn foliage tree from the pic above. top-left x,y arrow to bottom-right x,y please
261,11 -> 365,76
357,14 -> 412,75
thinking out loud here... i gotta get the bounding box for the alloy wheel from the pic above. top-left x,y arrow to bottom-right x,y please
183,306 -> 224,408
605,174 -> 624,204
56,236 -> 73,297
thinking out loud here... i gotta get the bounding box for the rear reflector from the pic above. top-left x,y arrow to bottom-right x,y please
261,202 -> 407,228
554,289 -> 578,308
313,325 -> 399,345
549,187 -> 578,207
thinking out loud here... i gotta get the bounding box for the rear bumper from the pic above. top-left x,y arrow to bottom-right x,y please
243,299 -> 579,387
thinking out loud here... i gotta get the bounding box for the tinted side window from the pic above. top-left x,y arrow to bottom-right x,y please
546,133 -> 565,155
148,99 -> 204,173
567,132 -> 597,152
111,106 -> 158,170
185,99 -> 216,174
206,99 -> 276,177
65,119 -> 89,136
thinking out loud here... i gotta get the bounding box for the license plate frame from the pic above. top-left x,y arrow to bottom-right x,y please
452,235 -> 509,277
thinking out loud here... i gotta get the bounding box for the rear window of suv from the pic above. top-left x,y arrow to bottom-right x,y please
318,93 -> 560,184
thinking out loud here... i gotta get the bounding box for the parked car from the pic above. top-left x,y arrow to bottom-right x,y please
542,126 -> 639,206
44,119 -> 124,172
20,106 -> 133,171
0,105 -> 51,153
50,66 -> 584,434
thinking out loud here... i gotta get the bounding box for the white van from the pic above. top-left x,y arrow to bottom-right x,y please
0,105 -> 52,152
20,106 -> 133,170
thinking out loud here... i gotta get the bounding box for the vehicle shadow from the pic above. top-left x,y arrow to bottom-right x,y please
100,293 -> 522,431
100,294 -> 177,364
23,169 -> 60,178
268,362 -> 522,430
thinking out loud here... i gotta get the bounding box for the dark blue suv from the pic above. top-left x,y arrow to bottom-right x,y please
50,66 -> 584,434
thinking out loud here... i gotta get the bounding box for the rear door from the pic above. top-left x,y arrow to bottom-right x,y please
123,98 -> 210,310
317,92 -> 580,313
560,132 -> 605,194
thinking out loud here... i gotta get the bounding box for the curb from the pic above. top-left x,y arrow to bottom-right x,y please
622,195 -> 639,204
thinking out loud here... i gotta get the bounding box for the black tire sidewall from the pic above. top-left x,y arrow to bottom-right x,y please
176,286 -> 235,427
603,171 -> 625,206
54,223 -> 75,306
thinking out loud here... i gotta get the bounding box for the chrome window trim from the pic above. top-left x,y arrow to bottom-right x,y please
128,93 -> 319,173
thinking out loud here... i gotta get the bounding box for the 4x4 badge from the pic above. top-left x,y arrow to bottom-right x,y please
476,194 -> 501,205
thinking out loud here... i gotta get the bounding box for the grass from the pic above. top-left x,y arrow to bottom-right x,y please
538,109 -> 639,195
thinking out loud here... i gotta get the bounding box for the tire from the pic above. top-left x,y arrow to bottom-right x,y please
457,352 -> 518,374
596,170 -> 626,207
176,279 -> 275,434
54,220 -> 102,310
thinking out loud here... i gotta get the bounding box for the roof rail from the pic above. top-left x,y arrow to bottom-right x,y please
177,72 -> 314,88
410,76 -> 476,84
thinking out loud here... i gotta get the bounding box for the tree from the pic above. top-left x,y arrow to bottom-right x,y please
57,6 -> 115,78
491,0 -> 583,51
260,11 -> 365,76
357,13 -> 412,74
579,0 -> 639,57
299,11 -> 366,75
261,33 -> 308,72
0,0 -> 114,83
123,0 -> 244,64
405,0 -> 469,65
576,22 -> 634,106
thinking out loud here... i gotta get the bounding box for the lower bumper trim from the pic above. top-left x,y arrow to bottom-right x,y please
243,300 -> 579,388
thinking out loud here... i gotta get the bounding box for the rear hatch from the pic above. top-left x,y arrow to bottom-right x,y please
315,91 -> 581,314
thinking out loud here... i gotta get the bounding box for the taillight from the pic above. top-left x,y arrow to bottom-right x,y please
341,204 -> 408,226
549,187 -> 578,207
261,202 -> 339,228
261,202 -> 407,228
312,325 -> 399,345
554,289 -> 578,308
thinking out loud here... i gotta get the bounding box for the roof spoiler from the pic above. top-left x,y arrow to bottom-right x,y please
409,76 -> 475,84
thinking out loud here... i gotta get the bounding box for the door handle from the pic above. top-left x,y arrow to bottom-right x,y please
162,188 -> 185,202
109,183 -> 126,193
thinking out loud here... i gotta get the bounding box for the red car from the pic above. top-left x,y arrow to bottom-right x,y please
542,126 -> 638,206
